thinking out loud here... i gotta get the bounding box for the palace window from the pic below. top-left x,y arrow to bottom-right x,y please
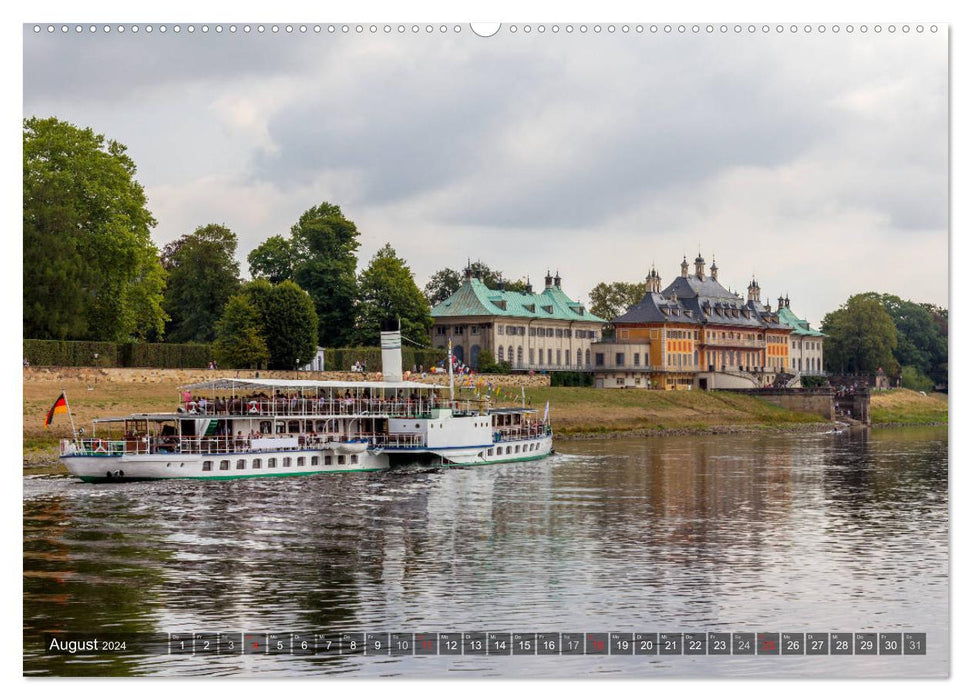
471,325 -> 479,334
529,348 -> 535,365
634,353 -> 640,366
498,346 -> 504,361
529,327 -> 536,336
616,353 -> 625,366
595,353 -> 605,367
548,349 -> 553,364
556,349 -> 562,365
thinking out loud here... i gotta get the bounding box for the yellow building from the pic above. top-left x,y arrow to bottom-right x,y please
594,255 -> 793,390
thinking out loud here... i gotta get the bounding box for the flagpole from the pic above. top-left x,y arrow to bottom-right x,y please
447,337 -> 454,404
63,389 -> 78,442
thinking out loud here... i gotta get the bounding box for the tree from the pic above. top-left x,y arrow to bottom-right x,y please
161,224 -> 241,343
241,280 -> 318,370
212,294 -> 269,369
588,281 -> 648,321
475,348 -> 510,374
23,116 -> 167,341
900,365 -> 934,392
248,235 -> 296,284
861,293 -> 948,386
353,244 -> 432,347
423,261 -> 528,305
290,202 -> 360,346
424,268 -> 462,306
821,294 -> 899,376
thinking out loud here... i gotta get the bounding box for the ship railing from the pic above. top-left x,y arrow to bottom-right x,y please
493,426 -> 549,443
179,398 -> 461,418
71,438 -> 129,456
371,433 -> 426,449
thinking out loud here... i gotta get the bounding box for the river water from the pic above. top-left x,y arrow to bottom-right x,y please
23,426 -> 948,678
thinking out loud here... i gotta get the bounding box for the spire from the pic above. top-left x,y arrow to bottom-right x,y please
646,264 -> 661,293
525,276 -> 533,294
694,251 -> 705,278
710,255 -> 718,282
747,276 -> 761,303
680,255 -> 689,277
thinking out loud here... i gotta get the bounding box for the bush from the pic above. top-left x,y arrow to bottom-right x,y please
799,374 -> 828,389
475,349 -> 511,374
900,365 -> 934,392
550,371 -> 594,387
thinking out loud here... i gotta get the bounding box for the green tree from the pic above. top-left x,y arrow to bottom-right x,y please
212,294 -> 269,369
290,202 -> 360,346
241,280 -> 318,370
475,348 -> 510,374
354,244 -> 433,346
161,223 -> 241,343
588,281 -> 648,321
821,294 -> 899,375
900,365 -> 934,392
861,293 -> 948,386
248,234 -> 296,284
23,116 -> 167,341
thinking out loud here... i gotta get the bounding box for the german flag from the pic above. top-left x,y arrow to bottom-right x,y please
45,393 -> 68,429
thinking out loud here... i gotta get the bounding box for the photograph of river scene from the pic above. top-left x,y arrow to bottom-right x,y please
22,16 -> 949,682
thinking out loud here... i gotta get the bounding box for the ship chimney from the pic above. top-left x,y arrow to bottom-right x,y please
380,321 -> 403,382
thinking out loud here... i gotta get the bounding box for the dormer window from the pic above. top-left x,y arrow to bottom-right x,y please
542,305 -> 553,314
492,300 -> 507,310
524,304 -> 535,313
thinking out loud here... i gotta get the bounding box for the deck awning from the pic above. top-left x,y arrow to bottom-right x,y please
178,378 -> 438,392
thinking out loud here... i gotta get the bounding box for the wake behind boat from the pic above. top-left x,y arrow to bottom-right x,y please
58,331 -> 553,482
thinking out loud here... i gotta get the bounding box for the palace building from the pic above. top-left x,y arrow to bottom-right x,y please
593,254 -> 823,390
430,266 -> 606,371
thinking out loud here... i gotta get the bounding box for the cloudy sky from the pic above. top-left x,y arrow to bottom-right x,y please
22,23 -> 948,327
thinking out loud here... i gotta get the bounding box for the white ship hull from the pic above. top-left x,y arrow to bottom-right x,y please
61,435 -> 553,483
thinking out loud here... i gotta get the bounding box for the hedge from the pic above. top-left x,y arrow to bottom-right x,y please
24,339 -> 211,369
550,371 -> 594,387
323,346 -> 447,372
24,339 -> 445,372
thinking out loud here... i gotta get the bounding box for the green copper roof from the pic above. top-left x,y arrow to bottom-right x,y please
431,278 -> 606,323
777,305 -> 826,336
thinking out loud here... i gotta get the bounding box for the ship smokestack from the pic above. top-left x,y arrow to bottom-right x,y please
380,323 -> 403,382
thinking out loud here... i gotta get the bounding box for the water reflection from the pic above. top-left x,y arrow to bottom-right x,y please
23,426 -> 948,677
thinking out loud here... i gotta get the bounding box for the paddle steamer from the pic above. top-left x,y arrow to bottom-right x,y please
59,331 -> 552,482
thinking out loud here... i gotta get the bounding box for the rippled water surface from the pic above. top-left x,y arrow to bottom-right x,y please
23,426 -> 948,677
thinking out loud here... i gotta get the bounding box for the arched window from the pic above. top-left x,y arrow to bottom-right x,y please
577,349 -> 582,367
585,349 -> 591,366
517,346 -> 523,368
453,345 -> 464,363
508,346 -> 514,365
497,346 -> 504,361
471,345 -> 481,368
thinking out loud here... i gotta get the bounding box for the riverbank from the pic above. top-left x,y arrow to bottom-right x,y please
868,388 -> 949,425
22,368 -> 946,468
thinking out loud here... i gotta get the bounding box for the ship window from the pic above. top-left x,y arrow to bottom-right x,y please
488,449 -> 494,456
338,455 -> 346,465
311,456 -> 319,466
515,445 -> 520,453
268,458 -> 277,468
219,460 -> 229,471
252,459 -> 261,469
236,459 -> 245,470
297,457 -> 305,466
324,456 -> 333,465
203,461 -> 213,471
350,455 -> 359,464
284,457 -> 292,467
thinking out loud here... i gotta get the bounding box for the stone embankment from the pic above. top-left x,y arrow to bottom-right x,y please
23,366 -> 551,388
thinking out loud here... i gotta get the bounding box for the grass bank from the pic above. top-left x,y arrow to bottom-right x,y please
491,386 -> 826,437
870,389 -> 948,425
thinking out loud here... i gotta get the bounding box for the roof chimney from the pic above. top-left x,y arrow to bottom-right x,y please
525,276 -> 533,294
544,269 -> 553,289
553,270 -> 561,288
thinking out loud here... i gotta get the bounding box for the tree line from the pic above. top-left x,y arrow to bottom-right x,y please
24,117 -> 949,384
24,118 -> 434,369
